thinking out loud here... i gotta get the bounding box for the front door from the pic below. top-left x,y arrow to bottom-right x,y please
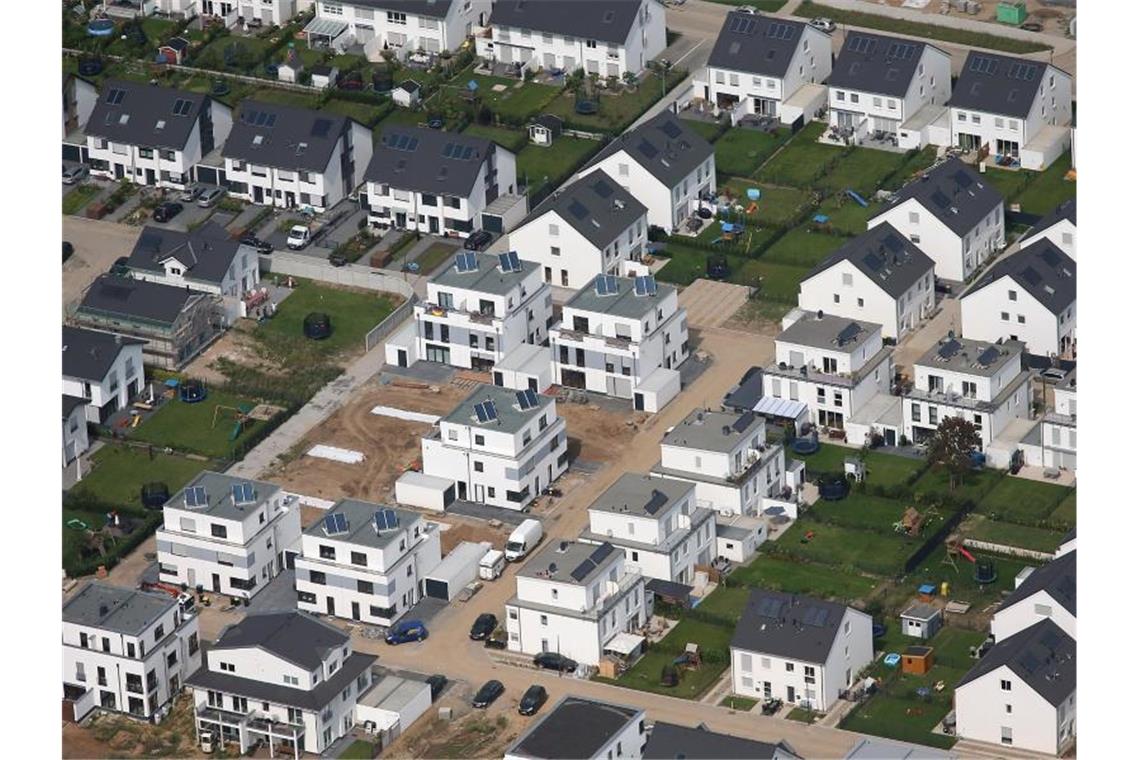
884,429 -> 896,447
428,216 -> 440,234
397,349 -> 408,368
187,567 -> 196,589
145,168 -> 156,185
326,596 -> 335,616
114,164 -> 125,179
395,212 -> 407,228
285,191 -> 296,208
211,573 -> 221,592
474,484 -> 485,503
253,185 -> 264,204
634,393 -> 645,411
351,602 -> 360,621
787,686 -> 796,702
458,481 -> 467,500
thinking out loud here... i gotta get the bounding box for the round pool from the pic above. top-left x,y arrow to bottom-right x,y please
88,19 -> 115,37
791,436 -> 820,455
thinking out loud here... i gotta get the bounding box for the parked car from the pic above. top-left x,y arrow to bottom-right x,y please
180,185 -> 204,203
385,619 -> 428,645
809,17 -> 836,33
471,679 -> 504,708
62,163 -> 88,185
426,674 -> 447,701
197,186 -> 225,208
63,241 -> 75,263
153,201 -> 184,223
328,252 -> 348,267
469,613 -> 497,641
518,685 -> 548,716
240,234 -> 273,254
287,225 -> 311,250
1020,21 -> 1043,32
533,652 -> 577,672
464,230 -> 493,251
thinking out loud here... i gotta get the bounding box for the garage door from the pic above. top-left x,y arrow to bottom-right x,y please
424,579 -> 450,600
481,214 -> 503,234
63,144 -> 82,163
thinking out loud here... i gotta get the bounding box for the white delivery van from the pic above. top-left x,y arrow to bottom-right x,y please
479,549 -> 506,580
504,519 -> 543,562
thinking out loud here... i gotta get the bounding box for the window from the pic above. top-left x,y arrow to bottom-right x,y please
857,297 -> 864,307
1008,290 -> 1017,301
1017,314 -> 1025,324
833,293 -> 840,304
474,461 -> 484,472
102,637 -> 111,653
1000,679 -> 1012,691
1006,704 -> 1013,714
474,434 -> 484,446
551,246 -> 560,257
785,662 -> 795,672
310,570 -> 326,585
210,524 -> 227,539
351,551 -> 367,567
836,91 -> 845,102
1034,603 -> 1053,616
80,632 -> 89,649
540,615 -> 548,626
842,273 -> 853,286
319,545 -> 335,560
740,653 -> 753,672
220,662 -> 236,673
1000,727 -> 1012,745
357,580 -> 374,594
909,234 -> 921,244
1001,312 -> 1010,321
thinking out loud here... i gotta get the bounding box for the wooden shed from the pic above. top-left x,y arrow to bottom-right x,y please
901,645 -> 934,675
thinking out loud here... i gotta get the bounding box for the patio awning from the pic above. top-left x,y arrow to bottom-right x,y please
646,578 -> 693,603
753,396 -> 808,420
603,632 -> 645,657
303,17 -> 349,40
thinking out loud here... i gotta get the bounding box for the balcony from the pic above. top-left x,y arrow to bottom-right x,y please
420,302 -> 500,327
726,446 -> 778,486
904,387 -> 994,413
555,327 -> 633,352
587,571 -> 644,618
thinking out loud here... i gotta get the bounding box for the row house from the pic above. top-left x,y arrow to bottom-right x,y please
63,395 -> 91,467
307,0 -> 491,59
62,326 -> 145,424
991,549 -> 1075,643
1020,199 -> 1075,258
1037,369 -> 1076,472
505,696 -> 647,760
63,72 -> 97,141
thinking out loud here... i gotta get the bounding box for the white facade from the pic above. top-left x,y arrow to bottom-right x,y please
582,145 -> 715,232
313,0 -> 491,58
64,75 -> 98,138
1039,379 -> 1076,471
870,200 -> 1004,283
509,205 -> 648,291
1021,219 -> 1076,259
62,334 -> 145,425
798,257 -> 935,341
960,273 -> 1075,358
955,659 -> 1075,755
237,0 -> 311,26
991,587 -> 1076,644
128,240 -> 261,327
63,398 -> 91,467
828,45 -> 951,142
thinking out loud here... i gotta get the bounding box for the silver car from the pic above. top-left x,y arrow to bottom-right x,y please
62,164 -> 88,185
180,184 -> 204,203
197,186 -> 226,208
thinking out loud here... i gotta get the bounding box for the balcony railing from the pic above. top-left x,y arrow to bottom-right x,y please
726,446 -> 777,486
556,328 -> 633,350
421,302 -> 500,325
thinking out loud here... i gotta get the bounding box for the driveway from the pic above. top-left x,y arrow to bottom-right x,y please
893,297 -> 962,378
62,217 -> 143,309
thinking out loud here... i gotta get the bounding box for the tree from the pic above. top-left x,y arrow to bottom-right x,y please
925,416 -> 981,491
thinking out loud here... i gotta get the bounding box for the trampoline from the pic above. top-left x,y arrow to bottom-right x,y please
180,379 -> 207,403
791,435 -> 820,455
974,559 -> 998,585
210,79 -> 231,97
575,100 -> 599,115
140,482 -> 170,510
304,312 -> 332,340
817,474 -> 850,501
88,18 -> 115,37
872,623 -> 886,638
78,58 -> 104,77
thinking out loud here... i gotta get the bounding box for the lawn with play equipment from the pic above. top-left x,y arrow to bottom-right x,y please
790,443 -> 925,485
71,444 -> 206,508
256,278 -> 399,360
598,618 -> 732,699
129,387 -> 274,459
771,520 -> 918,577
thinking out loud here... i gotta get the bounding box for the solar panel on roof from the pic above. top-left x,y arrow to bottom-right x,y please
1039,248 -> 1061,268
931,189 -> 952,210
483,399 -> 497,421
312,118 -> 333,138
455,251 -> 478,272
756,596 -> 784,618
105,88 -> 126,105
803,607 -> 829,627
886,42 -> 917,61
595,274 -> 619,296
232,482 -> 256,505
516,390 -> 535,410
952,170 -> 974,189
374,508 -> 399,531
172,99 -> 193,116
883,235 -> 904,253
636,139 -> 659,160
265,113 -> 277,128
324,512 -> 349,535
1021,266 -> 1042,287
474,403 -> 488,423
729,15 -> 757,34
862,253 -> 883,272
977,346 -> 1000,367
970,55 -> 999,76
461,146 -> 475,160
937,339 -> 961,359
836,322 -> 862,346
660,120 -> 682,139
568,199 -> 590,220
570,559 -> 596,581
588,544 -> 614,565
523,388 -> 539,409
633,275 -> 658,297
592,179 -> 614,198
184,486 -> 207,507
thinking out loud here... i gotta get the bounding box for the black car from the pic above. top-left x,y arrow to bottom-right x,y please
426,674 -> 447,701
471,679 -> 504,708
518,685 -> 548,716
110,256 -> 131,276
153,201 -> 184,223
469,613 -> 497,641
464,230 -> 493,251
328,252 -> 348,267
533,652 -> 577,672
240,234 -> 273,254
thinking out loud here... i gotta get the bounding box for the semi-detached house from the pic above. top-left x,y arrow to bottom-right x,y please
1019,199 -> 1075,258
62,325 -> 145,424
990,549 -> 1075,643
307,0 -> 492,59
63,395 -> 90,467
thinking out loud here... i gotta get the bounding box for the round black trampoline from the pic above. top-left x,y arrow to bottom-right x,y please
974,559 -> 998,585
817,473 -> 850,501
575,99 -> 599,115
140,482 -> 170,510
304,312 -> 332,340
180,379 -> 207,403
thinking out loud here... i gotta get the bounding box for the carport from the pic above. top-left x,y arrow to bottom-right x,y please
303,17 -> 349,47
752,396 -> 808,427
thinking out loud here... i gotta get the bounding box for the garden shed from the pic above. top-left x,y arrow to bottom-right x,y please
900,600 -> 942,640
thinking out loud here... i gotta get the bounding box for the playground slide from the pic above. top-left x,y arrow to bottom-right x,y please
745,202 -> 758,214
959,547 -> 977,563
846,189 -> 869,207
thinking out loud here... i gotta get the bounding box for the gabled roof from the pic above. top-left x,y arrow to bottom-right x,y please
585,111 -> 713,189
950,51 -> 1059,119
78,275 -> 203,326
708,12 -> 811,78
731,590 -> 855,664
212,611 -> 349,670
489,0 -> 644,45
1026,198 -> 1076,238
364,126 -> 495,197
63,394 -> 87,421
86,79 -> 210,150
225,101 -> 354,173
338,1 -> 457,20
63,582 -> 176,636
505,695 -> 643,759
961,239 -> 1075,315
62,325 -> 144,382
957,619 -> 1075,705
829,32 -> 943,98
644,722 -> 799,759
521,169 -> 646,250
997,549 -> 1075,617
127,222 -> 245,286
874,157 -> 1003,237
185,652 -> 376,712
807,223 -> 934,299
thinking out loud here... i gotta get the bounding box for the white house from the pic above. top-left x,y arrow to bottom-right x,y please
990,549 -> 1075,643
504,540 -> 651,666
509,170 -> 648,290
223,101 -> 373,213
505,696 -> 647,760
763,312 -> 893,435
579,473 -> 715,585
955,619 -> 1075,755
643,722 -> 800,760
62,326 -> 146,424
579,112 -> 715,232
960,240 -> 1076,358
86,80 -> 233,190
1019,199 -> 1075,258
62,583 -> 201,722
294,500 -> 442,627
653,408 -> 788,516
420,383 -> 568,510
155,472 -> 302,599
1038,369 -> 1076,472
827,32 -> 950,148
550,274 -> 688,410
948,52 -> 1072,171
306,0 -> 492,59
698,11 -> 831,124
867,157 -> 1004,282
236,0 -> 312,26
364,127 -> 521,238
187,611 -> 377,758
478,0 -> 666,78
400,250 -> 551,371
902,335 -> 1031,457
63,72 -> 98,140
124,223 -> 261,326
730,590 -> 873,711
798,224 -> 936,341
63,395 -> 90,467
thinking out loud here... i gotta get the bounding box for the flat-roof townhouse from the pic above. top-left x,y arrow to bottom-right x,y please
1020,199 -> 1075,258
187,611 -> 377,758
505,696 -> 647,760
643,722 -> 801,760
295,500 -> 442,627
949,52 -> 1072,171
955,619 -> 1075,755
480,0 -> 666,78
902,336 -> 1031,456
63,72 -> 97,142
504,540 -> 651,666
235,0 -> 311,27
550,274 -> 688,411
579,473 -> 715,585
62,583 -> 201,722
364,127 -> 521,238
124,224 -> 260,326
223,101 -> 372,213
699,12 -> 831,124
991,549 -> 1075,643
764,313 -> 893,435
404,251 -> 551,370
730,590 -> 873,712
306,1 -> 491,59
960,240 -> 1076,358
1037,369 -> 1076,472
580,112 -> 716,232
86,80 -> 232,190
63,395 -> 90,467
62,326 -> 145,424
156,472 -> 302,599
509,170 -> 648,290
827,32 -> 950,149
653,409 -> 787,517
868,157 -> 1004,282
798,224 -> 935,341
421,383 -> 568,510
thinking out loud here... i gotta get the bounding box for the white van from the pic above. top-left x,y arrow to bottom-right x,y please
505,519 -> 543,562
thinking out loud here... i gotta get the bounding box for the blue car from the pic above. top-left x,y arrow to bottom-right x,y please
385,619 -> 428,645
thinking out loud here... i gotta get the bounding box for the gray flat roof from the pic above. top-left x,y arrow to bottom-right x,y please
644,722 -> 798,760
505,695 -> 642,760
303,499 -> 421,551
63,582 -> 175,636
430,251 -> 539,296
357,673 -> 430,711
900,601 -> 941,621
564,274 -> 675,321
519,540 -> 618,587
589,473 -> 692,518
777,313 -> 880,353
662,409 -> 765,454
915,336 -> 1023,378
163,470 -> 281,521
442,383 -> 554,435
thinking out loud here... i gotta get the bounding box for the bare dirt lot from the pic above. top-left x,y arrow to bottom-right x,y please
182,322 -> 268,385
62,217 -> 143,309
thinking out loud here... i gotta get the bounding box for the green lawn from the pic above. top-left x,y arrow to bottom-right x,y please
818,148 -> 909,198
683,118 -> 726,143
791,444 -> 925,486
517,136 -> 602,192
462,123 -> 528,152
756,123 -> 843,189
771,520 -> 919,577
709,0 -> 786,9
63,184 -> 102,216
408,242 -> 457,275
881,147 -> 939,192
130,388 -> 273,459
733,258 -> 809,301
901,551 -> 1041,611
337,739 -> 378,759
1050,491 -> 1076,527
728,555 -> 882,602
1013,153 -> 1076,215
720,695 -> 758,711
601,619 -> 732,699
321,97 -> 387,128
714,128 -> 790,177
786,707 -> 819,724
194,35 -> 273,73
71,445 -> 206,511
810,492 -> 952,535
815,196 -> 883,237
977,166 -> 1032,202
257,279 -> 399,360
911,467 -> 1004,506
720,180 -> 811,228
961,515 -> 1066,554
842,691 -> 957,750
250,87 -> 322,109
545,68 -> 689,134
448,69 -> 558,124
761,228 -> 846,268
656,245 -> 721,286
977,476 -> 1074,524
